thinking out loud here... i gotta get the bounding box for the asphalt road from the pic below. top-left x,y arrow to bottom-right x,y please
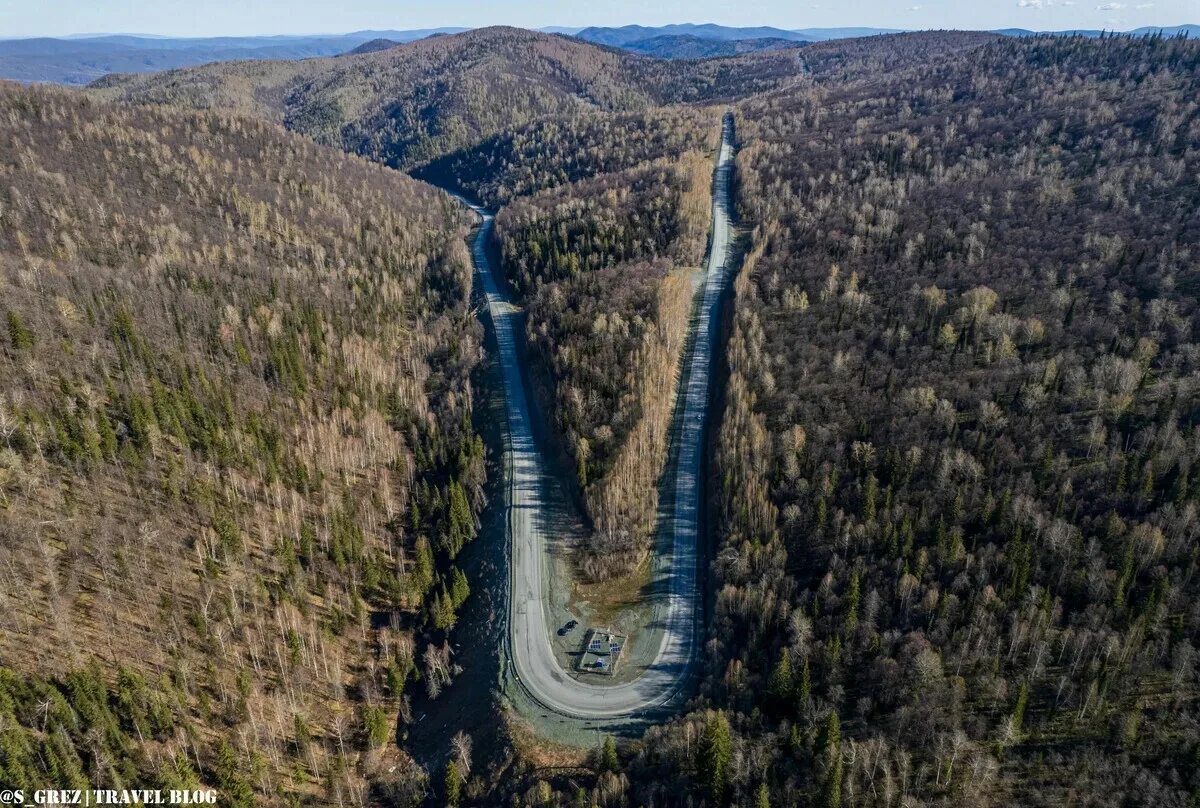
455,114 -> 736,721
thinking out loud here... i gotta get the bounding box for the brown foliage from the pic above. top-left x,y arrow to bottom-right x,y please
0,81 -> 481,798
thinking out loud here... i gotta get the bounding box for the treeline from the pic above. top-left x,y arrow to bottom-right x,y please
0,83 -> 484,801
799,29 -> 1003,82
600,32 -> 1200,808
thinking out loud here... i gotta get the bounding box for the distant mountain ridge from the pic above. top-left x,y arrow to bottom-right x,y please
0,28 -> 467,85
621,34 -> 803,59
3,22 -> 1195,86
88,26 -> 804,168
574,24 -> 903,47
573,22 -> 1198,52
995,24 -> 1200,38
343,38 -> 404,55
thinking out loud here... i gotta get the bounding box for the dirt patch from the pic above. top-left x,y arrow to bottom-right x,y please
569,553 -> 652,630
505,708 -> 595,767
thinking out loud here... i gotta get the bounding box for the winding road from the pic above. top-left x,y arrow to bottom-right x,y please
454,114 -> 736,723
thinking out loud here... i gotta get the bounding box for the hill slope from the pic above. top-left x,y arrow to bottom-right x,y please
0,81 -> 483,800
89,26 -> 803,168
421,104 -> 724,587
344,37 -> 403,55
619,32 -> 1200,808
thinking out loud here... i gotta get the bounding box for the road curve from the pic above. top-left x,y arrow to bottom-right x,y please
453,114 -> 736,721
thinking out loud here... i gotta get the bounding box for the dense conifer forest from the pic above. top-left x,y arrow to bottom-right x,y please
414,107 -> 719,207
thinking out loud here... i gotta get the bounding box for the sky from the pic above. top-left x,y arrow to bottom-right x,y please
0,0 -> 1195,38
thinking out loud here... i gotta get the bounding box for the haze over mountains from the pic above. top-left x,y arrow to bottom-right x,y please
6,20 -> 1195,85
0,29 -> 467,84
997,23 -> 1200,37
0,24 -> 818,84
611,35 -> 802,59
572,23 -> 896,46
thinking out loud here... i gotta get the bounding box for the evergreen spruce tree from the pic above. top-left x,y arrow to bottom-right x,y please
6,311 -> 33,350
821,713 -> 843,808
601,736 -> 620,773
699,711 -> 732,804
449,566 -> 471,608
444,761 -> 462,808
768,648 -> 794,705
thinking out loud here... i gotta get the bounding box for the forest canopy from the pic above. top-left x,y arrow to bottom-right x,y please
622,31 -> 1200,808
0,81 -> 484,801
4,25 -> 1199,808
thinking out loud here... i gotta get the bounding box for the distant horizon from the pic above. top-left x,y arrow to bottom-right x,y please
3,20 -> 1198,41
0,0 -> 1196,40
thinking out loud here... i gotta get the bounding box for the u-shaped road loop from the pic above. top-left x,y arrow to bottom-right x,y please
449,113 -> 736,728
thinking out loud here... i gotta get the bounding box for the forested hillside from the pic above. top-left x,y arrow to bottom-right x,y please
414,107 -> 717,207
496,152 -> 713,294
613,32 -> 1200,808
0,82 -> 483,802
419,94 -> 726,585
85,26 -> 791,584
7,22 -> 1200,808
798,29 -> 1003,80
89,27 -> 800,170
